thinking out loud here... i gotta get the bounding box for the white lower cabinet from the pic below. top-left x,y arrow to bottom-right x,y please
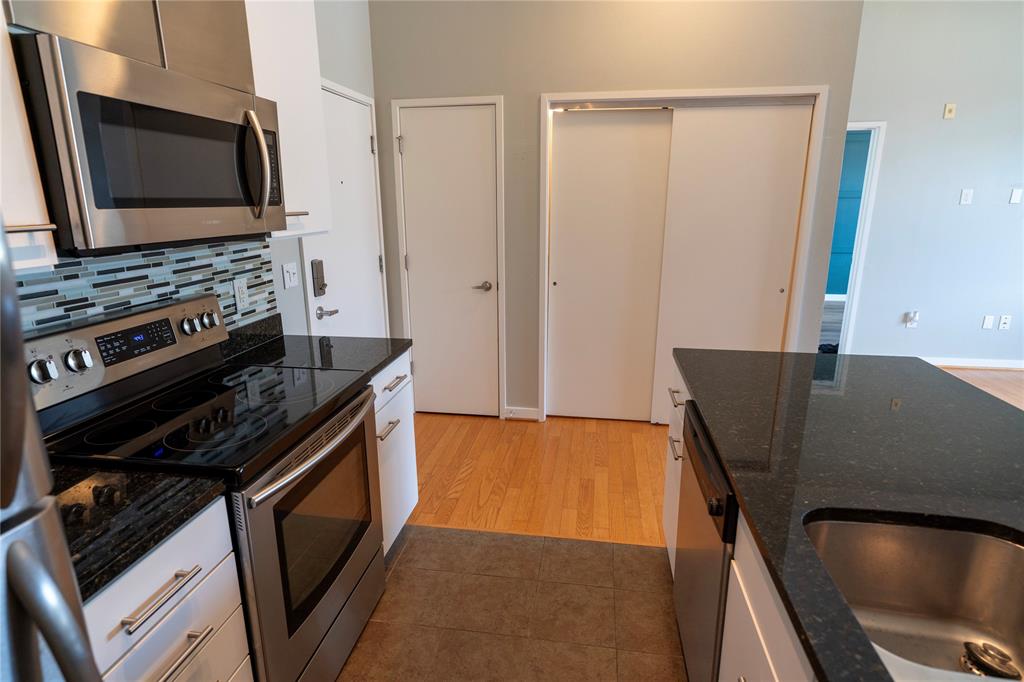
376,378 -> 418,554
84,500 -> 233,673
662,365 -> 689,576
102,553 -> 241,682
173,607 -> 249,682
719,564 -> 776,682
228,657 -> 255,682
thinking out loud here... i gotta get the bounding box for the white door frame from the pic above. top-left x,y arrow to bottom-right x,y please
302,78 -> 390,336
391,95 -> 508,416
538,86 -> 830,421
837,121 -> 886,355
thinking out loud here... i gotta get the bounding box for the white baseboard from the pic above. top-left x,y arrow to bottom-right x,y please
922,356 -> 1024,369
503,406 -> 542,420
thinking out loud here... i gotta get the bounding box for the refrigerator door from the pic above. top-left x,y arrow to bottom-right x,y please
1,497 -> 101,682
1,229 -> 53,520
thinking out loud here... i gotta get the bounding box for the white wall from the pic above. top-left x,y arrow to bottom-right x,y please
847,2 -> 1023,364
315,0 -> 374,96
369,1 -> 864,409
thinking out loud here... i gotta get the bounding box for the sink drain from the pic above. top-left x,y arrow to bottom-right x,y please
960,642 -> 1022,679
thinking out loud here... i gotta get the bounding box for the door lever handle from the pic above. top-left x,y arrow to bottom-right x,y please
315,306 -> 339,320
472,281 -> 493,292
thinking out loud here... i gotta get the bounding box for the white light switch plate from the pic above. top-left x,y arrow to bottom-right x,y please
1010,188 -> 1023,204
282,262 -> 299,290
982,315 -> 995,330
998,315 -> 1012,330
233,278 -> 251,309
959,188 -> 973,205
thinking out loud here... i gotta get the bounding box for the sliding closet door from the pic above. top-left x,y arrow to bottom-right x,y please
650,102 -> 813,424
547,109 -> 672,421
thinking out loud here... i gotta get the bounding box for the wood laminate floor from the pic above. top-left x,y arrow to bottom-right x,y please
409,414 -> 668,547
941,367 -> 1024,410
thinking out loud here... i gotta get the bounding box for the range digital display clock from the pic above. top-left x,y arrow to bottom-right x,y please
95,318 -> 177,366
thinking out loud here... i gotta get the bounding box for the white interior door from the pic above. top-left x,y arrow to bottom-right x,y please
397,104 -> 500,416
303,89 -> 388,337
650,102 -> 813,423
547,109 -> 673,421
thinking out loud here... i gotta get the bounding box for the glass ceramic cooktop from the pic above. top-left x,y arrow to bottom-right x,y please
46,364 -> 366,485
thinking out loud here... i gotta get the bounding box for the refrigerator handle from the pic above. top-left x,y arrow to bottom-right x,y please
7,541 -> 101,682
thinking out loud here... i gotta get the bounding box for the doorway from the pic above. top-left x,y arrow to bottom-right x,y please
392,97 -> 505,416
818,122 -> 885,354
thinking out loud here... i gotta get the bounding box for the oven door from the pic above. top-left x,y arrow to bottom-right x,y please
23,34 -> 285,252
240,388 -> 382,682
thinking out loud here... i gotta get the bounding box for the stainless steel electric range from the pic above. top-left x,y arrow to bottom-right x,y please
24,294 -> 386,682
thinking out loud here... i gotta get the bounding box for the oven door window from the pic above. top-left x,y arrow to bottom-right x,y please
273,422 -> 372,635
76,92 -> 269,209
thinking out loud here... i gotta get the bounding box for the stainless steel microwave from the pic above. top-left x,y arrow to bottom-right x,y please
11,33 -> 286,253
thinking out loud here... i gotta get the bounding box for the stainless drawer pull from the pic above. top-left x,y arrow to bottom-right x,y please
668,388 -> 684,408
120,565 -> 201,635
285,211 -> 310,217
383,374 -> 408,392
377,419 -> 400,442
669,437 -> 684,461
156,625 -> 215,682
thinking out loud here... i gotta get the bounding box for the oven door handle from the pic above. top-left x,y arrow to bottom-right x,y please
245,109 -> 271,219
247,387 -> 375,509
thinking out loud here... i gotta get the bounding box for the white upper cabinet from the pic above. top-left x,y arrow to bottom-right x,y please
2,26 -> 49,229
246,1 -> 331,234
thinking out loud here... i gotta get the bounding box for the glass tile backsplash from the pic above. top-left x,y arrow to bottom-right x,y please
15,239 -> 277,332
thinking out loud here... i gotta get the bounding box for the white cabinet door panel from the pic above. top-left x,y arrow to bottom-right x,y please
719,563 -> 777,682
376,381 -> 418,553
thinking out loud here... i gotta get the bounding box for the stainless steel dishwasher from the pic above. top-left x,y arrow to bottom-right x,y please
673,401 -> 738,682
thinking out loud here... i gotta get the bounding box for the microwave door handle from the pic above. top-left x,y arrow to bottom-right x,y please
247,388 -> 375,508
245,110 -> 270,219
7,541 -> 102,682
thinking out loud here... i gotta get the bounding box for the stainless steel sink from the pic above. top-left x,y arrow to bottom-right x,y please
805,515 -> 1024,679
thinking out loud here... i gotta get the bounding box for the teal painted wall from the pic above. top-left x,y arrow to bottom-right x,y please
825,130 -> 871,295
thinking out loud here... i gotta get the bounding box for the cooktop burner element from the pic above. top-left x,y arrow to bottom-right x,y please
163,413 -> 269,453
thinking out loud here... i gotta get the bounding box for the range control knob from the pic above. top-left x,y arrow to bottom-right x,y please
93,484 -> 119,507
28,358 -> 59,385
200,311 -> 219,329
64,348 -> 94,373
180,317 -> 199,336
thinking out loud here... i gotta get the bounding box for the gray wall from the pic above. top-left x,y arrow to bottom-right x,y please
315,0 -> 374,95
369,0 -> 864,408
269,237 -> 310,334
847,2 -> 1023,362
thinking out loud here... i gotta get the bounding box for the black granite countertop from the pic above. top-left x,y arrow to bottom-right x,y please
672,349 -> 1024,682
227,334 -> 412,376
52,465 -> 224,601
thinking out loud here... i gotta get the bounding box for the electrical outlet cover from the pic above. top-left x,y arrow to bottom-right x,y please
233,278 -> 251,309
282,262 -> 299,290
998,315 -> 1012,330
943,103 -> 957,119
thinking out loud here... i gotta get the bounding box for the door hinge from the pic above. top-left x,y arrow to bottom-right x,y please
370,135 -> 376,155
378,255 -> 383,273
403,254 -> 409,270
396,135 -> 404,155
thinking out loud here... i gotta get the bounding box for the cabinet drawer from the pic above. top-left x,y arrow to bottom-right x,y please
103,553 -> 242,682
719,563 -> 776,682
173,607 -> 249,682
228,657 -> 254,682
371,351 -> 412,412
667,365 -> 689,426
86,499 -> 232,674
376,381 -> 418,553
